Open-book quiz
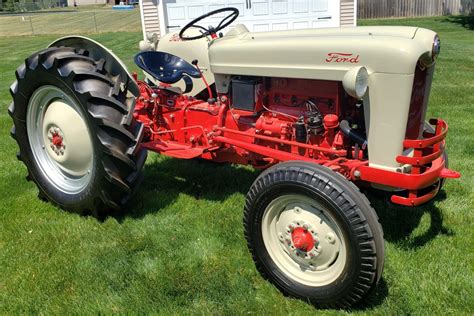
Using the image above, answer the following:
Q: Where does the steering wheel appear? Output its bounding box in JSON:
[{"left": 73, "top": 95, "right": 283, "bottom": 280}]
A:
[{"left": 179, "top": 7, "right": 239, "bottom": 41}]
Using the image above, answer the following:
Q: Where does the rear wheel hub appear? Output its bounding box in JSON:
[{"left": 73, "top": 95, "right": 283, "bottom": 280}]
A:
[
  {"left": 48, "top": 126, "right": 65, "bottom": 155},
  {"left": 26, "top": 85, "right": 94, "bottom": 194}
]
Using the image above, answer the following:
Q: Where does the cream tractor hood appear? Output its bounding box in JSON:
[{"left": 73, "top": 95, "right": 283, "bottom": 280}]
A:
[{"left": 208, "top": 25, "right": 438, "bottom": 80}]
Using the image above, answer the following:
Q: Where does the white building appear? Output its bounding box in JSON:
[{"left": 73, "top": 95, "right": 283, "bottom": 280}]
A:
[{"left": 140, "top": 0, "right": 357, "bottom": 39}]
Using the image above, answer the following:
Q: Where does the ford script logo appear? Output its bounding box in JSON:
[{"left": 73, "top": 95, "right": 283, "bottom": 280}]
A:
[{"left": 325, "top": 52, "right": 360, "bottom": 63}]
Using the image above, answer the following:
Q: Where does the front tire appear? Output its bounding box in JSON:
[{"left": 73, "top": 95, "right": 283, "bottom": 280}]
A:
[
  {"left": 9, "top": 46, "right": 147, "bottom": 216},
  {"left": 244, "top": 161, "right": 384, "bottom": 308}
]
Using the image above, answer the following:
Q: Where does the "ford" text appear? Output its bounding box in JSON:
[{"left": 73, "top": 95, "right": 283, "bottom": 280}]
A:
[{"left": 325, "top": 52, "right": 360, "bottom": 63}]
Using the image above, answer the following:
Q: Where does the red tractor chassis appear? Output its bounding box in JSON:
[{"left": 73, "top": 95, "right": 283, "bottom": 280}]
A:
[{"left": 132, "top": 74, "right": 459, "bottom": 207}]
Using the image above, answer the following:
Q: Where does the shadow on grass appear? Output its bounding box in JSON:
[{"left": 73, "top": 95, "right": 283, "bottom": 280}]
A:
[
  {"left": 364, "top": 188, "right": 454, "bottom": 250},
  {"left": 350, "top": 277, "right": 389, "bottom": 311},
  {"left": 122, "top": 156, "right": 454, "bottom": 250},
  {"left": 442, "top": 14, "right": 474, "bottom": 30},
  {"left": 349, "top": 188, "right": 453, "bottom": 311},
  {"left": 113, "top": 156, "right": 259, "bottom": 221}
]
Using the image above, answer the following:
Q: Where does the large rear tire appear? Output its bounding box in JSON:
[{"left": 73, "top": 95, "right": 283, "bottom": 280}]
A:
[
  {"left": 244, "top": 161, "right": 384, "bottom": 308},
  {"left": 9, "top": 46, "right": 147, "bottom": 216}
]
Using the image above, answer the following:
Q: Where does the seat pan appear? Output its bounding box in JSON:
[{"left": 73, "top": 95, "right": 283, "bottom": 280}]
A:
[{"left": 134, "top": 51, "right": 201, "bottom": 84}]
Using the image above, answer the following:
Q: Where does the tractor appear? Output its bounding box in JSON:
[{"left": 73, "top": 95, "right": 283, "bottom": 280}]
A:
[{"left": 9, "top": 8, "right": 460, "bottom": 308}]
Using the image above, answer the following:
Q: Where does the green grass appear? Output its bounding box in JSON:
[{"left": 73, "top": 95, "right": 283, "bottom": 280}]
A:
[
  {"left": 0, "top": 17, "right": 473, "bottom": 314},
  {"left": 0, "top": 8, "right": 141, "bottom": 36}
]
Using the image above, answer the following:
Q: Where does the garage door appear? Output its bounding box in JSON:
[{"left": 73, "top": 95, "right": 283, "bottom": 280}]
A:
[{"left": 162, "top": 0, "right": 340, "bottom": 34}]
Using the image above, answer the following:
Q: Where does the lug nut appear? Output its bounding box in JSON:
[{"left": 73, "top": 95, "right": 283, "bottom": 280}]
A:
[{"left": 326, "top": 232, "right": 336, "bottom": 244}]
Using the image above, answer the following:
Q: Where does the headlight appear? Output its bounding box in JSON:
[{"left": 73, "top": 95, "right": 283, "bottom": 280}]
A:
[
  {"left": 432, "top": 35, "right": 441, "bottom": 60},
  {"left": 342, "top": 66, "right": 368, "bottom": 100}
]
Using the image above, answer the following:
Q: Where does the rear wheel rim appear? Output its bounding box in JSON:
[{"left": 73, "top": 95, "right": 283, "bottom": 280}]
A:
[
  {"left": 26, "top": 85, "right": 94, "bottom": 194},
  {"left": 261, "top": 194, "right": 347, "bottom": 287}
]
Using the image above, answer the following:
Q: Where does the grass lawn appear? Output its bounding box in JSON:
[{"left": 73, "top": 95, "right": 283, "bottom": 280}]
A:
[
  {"left": 0, "top": 17, "right": 473, "bottom": 314},
  {"left": 0, "top": 7, "right": 141, "bottom": 36}
]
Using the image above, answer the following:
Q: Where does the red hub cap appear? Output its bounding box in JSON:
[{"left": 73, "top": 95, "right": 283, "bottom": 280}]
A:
[
  {"left": 52, "top": 132, "right": 63, "bottom": 148},
  {"left": 291, "top": 227, "right": 315, "bottom": 252}
]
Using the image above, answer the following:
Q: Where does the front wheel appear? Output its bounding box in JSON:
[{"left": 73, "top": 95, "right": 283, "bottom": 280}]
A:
[{"left": 244, "top": 161, "right": 384, "bottom": 308}]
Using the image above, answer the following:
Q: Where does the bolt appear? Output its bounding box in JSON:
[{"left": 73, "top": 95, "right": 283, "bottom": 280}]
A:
[
  {"left": 42, "top": 145, "right": 45, "bottom": 149},
  {"left": 50, "top": 145, "right": 55, "bottom": 150},
  {"left": 294, "top": 207, "right": 301, "bottom": 214},
  {"left": 278, "top": 233, "right": 284, "bottom": 240},
  {"left": 354, "top": 170, "right": 361, "bottom": 179},
  {"left": 326, "top": 232, "right": 336, "bottom": 244}
]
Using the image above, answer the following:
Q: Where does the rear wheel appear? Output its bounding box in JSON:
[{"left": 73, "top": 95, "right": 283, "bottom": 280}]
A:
[
  {"left": 9, "top": 46, "right": 147, "bottom": 216},
  {"left": 244, "top": 161, "right": 384, "bottom": 308}
]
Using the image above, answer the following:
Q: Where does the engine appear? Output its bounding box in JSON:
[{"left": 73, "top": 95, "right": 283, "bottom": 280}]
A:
[
  {"left": 134, "top": 74, "right": 368, "bottom": 168},
  {"left": 229, "top": 76, "right": 365, "bottom": 157}
]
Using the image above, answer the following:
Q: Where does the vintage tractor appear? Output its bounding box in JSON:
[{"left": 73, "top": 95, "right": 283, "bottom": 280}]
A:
[{"left": 9, "top": 8, "right": 460, "bottom": 308}]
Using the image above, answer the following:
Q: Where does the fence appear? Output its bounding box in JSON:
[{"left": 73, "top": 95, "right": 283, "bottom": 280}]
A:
[
  {"left": 0, "top": 9, "right": 141, "bottom": 36},
  {"left": 13, "top": 0, "right": 69, "bottom": 12},
  {"left": 358, "top": 0, "right": 473, "bottom": 19}
]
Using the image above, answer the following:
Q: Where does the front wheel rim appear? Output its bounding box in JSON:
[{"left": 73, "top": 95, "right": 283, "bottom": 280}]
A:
[
  {"left": 26, "top": 85, "right": 94, "bottom": 195},
  {"left": 261, "top": 194, "right": 347, "bottom": 287}
]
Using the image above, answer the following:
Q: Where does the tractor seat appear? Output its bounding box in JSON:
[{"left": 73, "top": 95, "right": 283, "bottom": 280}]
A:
[{"left": 134, "top": 51, "right": 201, "bottom": 93}]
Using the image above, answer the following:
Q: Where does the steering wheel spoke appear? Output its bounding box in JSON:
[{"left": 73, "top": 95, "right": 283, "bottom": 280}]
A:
[
  {"left": 189, "top": 24, "right": 208, "bottom": 32},
  {"left": 217, "top": 13, "right": 237, "bottom": 30},
  {"left": 179, "top": 7, "right": 239, "bottom": 41}
]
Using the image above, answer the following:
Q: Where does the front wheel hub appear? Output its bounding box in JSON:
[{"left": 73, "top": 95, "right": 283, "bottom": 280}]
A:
[
  {"left": 291, "top": 227, "right": 315, "bottom": 252},
  {"left": 262, "top": 194, "right": 347, "bottom": 286}
]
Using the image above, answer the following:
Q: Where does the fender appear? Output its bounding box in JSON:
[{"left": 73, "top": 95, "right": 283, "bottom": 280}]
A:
[{"left": 49, "top": 36, "right": 139, "bottom": 97}]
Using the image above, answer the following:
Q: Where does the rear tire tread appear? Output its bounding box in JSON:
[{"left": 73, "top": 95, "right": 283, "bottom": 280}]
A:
[{"left": 9, "top": 46, "right": 147, "bottom": 215}]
